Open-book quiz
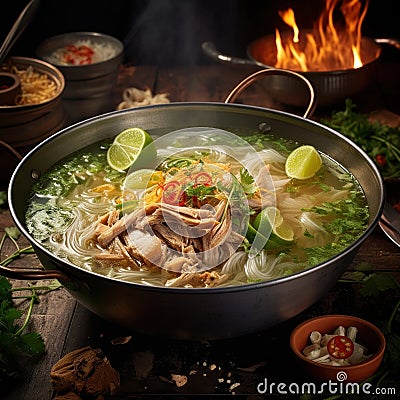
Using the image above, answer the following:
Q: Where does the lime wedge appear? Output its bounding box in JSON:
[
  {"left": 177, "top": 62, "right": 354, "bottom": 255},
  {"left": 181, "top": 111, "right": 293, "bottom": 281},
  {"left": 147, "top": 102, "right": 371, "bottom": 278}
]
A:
[
  {"left": 124, "top": 169, "right": 164, "bottom": 190},
  {"left": 285, "top": 145, "right": 322, "bottom": 180},
  {"left": 107, "top": 128, "right": 154, "bottom": 171},
  {"left": 253, "top": 206, "right": 283, "bottom": 231},
  {"left": 247, "top": 206, "right": 294, "bottom": 251},
  {"left": 274, "top": 220, "right": 294, "bottom": 241}
]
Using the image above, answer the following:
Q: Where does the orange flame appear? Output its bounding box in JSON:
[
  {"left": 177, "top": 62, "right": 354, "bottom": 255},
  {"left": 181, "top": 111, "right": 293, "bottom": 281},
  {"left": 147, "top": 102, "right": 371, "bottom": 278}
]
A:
[{"left": 275, "top": 0, "right": 369, "bottom": 71}]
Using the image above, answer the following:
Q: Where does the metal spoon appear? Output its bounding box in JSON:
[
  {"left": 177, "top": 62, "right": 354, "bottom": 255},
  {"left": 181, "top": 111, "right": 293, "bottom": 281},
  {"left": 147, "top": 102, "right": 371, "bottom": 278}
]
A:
[{"left": 0, "top": 0, "right": 40, "bottom": 65}]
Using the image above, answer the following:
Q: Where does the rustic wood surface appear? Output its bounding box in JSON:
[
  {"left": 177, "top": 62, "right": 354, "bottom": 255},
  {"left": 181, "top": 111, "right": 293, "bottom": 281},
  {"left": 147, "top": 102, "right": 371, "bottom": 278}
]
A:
[{"left": 1, "top": 59, "right": 400, "bottom": 399}]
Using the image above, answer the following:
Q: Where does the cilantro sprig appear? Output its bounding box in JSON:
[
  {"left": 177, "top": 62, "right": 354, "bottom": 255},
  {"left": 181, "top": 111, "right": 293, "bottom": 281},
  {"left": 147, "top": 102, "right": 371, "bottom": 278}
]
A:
[
  {"left": 0, "top": 226, "right": 62, "bottom": 384},
  {"left": 239, "top": 168, "right": 257, "bottom": 195}
]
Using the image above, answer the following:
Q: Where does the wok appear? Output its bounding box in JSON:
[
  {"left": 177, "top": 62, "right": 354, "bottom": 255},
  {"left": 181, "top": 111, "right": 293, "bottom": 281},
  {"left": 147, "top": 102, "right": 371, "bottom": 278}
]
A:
[
  {"left": 4, "top": 70, "right": 384, "bottom": 340},
  {"left": 202, "top": 34, "right": 400, "bottom": 107}
]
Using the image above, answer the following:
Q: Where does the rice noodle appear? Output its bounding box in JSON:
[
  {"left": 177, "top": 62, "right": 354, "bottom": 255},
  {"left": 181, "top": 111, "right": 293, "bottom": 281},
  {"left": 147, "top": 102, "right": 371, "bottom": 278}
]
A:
[{"left": 25, "top": 130, "right": 368, "bottom": 288}]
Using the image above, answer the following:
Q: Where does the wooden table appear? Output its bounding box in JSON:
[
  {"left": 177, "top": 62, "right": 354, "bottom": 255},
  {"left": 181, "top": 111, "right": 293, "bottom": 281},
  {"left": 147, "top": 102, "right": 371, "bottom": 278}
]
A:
[{"left": 1, "top": 60, "right": 400, "bottom": 399}]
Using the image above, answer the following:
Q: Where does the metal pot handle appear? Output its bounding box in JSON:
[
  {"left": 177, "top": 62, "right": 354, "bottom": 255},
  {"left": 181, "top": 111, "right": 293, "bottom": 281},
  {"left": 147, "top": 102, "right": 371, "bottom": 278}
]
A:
[
  {"left": 373, "top": 37, "right": 400, "bottom": 51},
  {"left": 224, "top": 68, "right": 316, "bottom": 118},
  {"left": 0, "top": 259, "right": 78, "bottom": 290},
  {"left": 0, "top": 140, "right": 23, "bottom": 161},
  {"left": 0, "top": 263, "right": 67, "bottom": 281},
  {"left": 202, "top": 41, "right": 258, "bottom": 66}
]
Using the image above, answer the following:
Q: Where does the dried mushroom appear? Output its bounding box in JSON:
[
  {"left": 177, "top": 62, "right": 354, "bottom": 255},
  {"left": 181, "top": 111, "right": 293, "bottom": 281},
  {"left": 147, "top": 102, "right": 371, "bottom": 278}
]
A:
[
  {"left": 116, "top": 87, "right": 169, "bottom": 110},
  {"left": 50, "top": 346, "right": 120, "bottom": 397}
]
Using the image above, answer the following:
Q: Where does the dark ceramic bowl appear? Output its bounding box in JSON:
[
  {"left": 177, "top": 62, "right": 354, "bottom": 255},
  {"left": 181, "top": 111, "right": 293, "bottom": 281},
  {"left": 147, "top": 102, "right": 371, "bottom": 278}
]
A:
[
  {"left": 0, "top": 57, "right": 65, "bottom": 185},
  {"left": 290, "top": 314, "right": 386, "bottom": 382},
  {"left": 36, "top": 32, "right": 124, "bottom": 121}
]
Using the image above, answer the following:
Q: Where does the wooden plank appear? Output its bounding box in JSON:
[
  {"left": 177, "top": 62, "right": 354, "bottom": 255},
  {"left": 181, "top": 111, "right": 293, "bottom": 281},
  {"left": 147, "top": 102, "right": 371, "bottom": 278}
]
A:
[{"left": 155, "top": 64, "right": 259, "bottom": 102}]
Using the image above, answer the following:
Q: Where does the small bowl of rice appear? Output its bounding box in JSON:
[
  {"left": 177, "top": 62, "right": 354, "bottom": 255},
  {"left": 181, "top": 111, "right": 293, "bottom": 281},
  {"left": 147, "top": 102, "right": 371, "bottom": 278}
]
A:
[{"left": 36, "top": 32, "right": 124, "bottom": 121}]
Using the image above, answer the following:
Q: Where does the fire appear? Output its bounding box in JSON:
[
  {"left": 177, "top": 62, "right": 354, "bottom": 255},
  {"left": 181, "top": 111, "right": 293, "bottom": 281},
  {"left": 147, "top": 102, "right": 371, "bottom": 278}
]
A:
[{"left": 274, "top": 0, "right": 369, "bottom": 71}]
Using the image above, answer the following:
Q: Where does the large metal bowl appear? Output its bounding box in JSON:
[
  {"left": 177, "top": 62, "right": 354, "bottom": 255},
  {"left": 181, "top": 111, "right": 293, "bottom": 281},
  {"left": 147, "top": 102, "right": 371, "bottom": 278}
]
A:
[{"left": 5, "top": 102, "right": 384, "bottom": 340}]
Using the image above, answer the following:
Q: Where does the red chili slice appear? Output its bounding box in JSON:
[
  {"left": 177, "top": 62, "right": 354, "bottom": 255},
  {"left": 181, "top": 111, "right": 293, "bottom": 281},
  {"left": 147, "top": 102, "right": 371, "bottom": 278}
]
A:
[
  {"left": 375, "top": 154, "right": 387, "bottom": 167},
  {"left": 327, "top": 335, "right": 354, "bottom": 359},
  {"left": 65, "top": 45, "right": 77, "bottom": 52},
  {"left": 162, "top": 181, "right": 185, "bottom": 206},
  {"left": 77, "top": 45, "right": 94, "bottom": 56}
]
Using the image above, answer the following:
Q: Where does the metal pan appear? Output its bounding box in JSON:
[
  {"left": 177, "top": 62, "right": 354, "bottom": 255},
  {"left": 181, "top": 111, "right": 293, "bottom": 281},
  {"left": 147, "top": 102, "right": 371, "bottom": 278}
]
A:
[
  {"left": 4, "top": 71, "right": 384, "bottom": 340},
  {"left": 203, "top": 34, "right": 399, "bottom": 107}
]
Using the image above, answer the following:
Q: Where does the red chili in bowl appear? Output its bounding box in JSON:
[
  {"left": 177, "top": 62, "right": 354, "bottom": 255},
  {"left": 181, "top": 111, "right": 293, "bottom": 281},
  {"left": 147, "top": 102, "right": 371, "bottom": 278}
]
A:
[{"left": 327, "top": 335, "right": 355, "bottom": 359}]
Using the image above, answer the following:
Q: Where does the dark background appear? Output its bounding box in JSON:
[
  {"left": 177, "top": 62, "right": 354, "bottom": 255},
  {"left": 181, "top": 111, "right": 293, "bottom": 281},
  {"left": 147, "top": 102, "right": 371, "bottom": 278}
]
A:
[{"left": 1, "top": 0, "right": 397, "bottom": 66}]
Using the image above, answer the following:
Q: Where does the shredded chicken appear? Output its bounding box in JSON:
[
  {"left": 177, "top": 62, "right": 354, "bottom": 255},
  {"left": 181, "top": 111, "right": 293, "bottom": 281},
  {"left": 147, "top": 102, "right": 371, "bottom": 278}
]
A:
[{"left": 91, "top": 201, "right": 243, "bottom": 287}]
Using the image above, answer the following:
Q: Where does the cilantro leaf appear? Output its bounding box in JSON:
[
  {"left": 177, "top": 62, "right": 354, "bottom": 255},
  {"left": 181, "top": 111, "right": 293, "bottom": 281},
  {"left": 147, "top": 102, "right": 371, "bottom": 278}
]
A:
[
  {"left": 359, "top": 274, "right": 398, "bottom": 297},
  {"left": 4, "top": 227, "right": 20, "bottom": 241},
  {"left": 20, "top": 332, "right": 45, "bottom": 356},
  {"left": 185, "top": 184, "right": 217, "bottom": 200},
  {"left": 239, "top": 168, "right": 257, "bottom": 195}
]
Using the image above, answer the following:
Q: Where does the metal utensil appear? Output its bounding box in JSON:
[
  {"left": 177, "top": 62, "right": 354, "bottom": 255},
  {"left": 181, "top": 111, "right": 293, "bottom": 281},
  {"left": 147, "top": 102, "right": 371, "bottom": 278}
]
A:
[{"left": 0, "top": 0, "right": 40, "bottom": 64}]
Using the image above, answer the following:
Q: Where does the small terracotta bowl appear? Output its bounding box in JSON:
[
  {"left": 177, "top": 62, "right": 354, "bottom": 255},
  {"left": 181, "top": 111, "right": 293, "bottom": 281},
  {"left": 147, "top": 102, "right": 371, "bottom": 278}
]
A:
[
  {"left": 0, "top": 72, "right": 21, "bottom": 106},
  {"left": 290, "top": 315, "right": 386, "bottom": 382}
]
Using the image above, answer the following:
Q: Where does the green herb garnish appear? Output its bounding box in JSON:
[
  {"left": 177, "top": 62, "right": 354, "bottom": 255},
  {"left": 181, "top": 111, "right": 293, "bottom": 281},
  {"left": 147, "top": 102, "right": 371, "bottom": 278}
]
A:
[
  {"left": 322, "top": 99, "right": 400, "bottom": 179},
  {"left": 33, "top": 149, "right": 124, "bottom": 198},
  {"left": 239, "top": 168, "right": 257, "bottom": 195},
  {"left": 302, "top": 188, "right": 369, "bottom": 266}
]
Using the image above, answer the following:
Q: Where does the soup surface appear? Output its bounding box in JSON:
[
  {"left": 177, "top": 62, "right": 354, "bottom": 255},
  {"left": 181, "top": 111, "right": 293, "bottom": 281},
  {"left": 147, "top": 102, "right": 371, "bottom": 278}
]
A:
[{"left": 26, "top": 127, "right": 369, "bottom": 288}]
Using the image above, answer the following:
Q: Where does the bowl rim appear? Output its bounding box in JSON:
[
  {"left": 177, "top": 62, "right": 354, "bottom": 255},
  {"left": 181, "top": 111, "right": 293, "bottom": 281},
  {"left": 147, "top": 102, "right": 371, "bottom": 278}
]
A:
[{"left": 290, "top": 314, "right": 386, "bottom": 370}]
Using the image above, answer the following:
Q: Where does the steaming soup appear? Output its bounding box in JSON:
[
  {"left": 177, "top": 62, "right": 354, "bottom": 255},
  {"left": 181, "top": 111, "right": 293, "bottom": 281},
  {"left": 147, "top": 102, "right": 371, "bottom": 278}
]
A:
[{"left": 26, "top": 128, "right": 369, "bottom": 288}]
